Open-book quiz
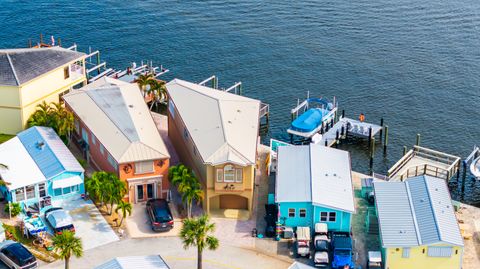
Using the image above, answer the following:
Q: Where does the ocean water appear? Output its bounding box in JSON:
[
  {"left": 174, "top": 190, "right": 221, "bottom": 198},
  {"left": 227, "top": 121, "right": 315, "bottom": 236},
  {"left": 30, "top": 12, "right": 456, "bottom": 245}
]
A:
[{"left": 1, "top": 0, "right": 479, "bottom": 204}]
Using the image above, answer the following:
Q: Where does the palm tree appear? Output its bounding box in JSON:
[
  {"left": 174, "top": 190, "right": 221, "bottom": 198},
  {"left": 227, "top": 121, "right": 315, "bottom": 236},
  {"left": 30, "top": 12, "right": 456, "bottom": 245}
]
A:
[
  {"left": 169, "top": 164, "right": 192, "bottom": 187},
  {"left": 27, "top": 101, "right": 52, "bottom": 127},
  {"left": 180, "top": 215, "right": 219, "bottom": 269},
  {"left": 148, "top": 80, "right": 167, "bottom": 110},
  {"left": 135, "top": 73, "right": 154, "bottom": 97},
  {"left": 107, "top": 175, "right": 127, "bottom": 215},
  {"left": 115, "top": 200, "right": 132, "bottom": 226},
  {"left": 52, "top": 230, "right": 83, "bottom": 269},
  {"left": 51, "top": 102, "right": 75, "bottom": 143},
  {"left": 85, "top": 172, "right": 105, "bottom": 204},
  {"left": 181, "top": 184, "right": 204, "bottom": 218}
]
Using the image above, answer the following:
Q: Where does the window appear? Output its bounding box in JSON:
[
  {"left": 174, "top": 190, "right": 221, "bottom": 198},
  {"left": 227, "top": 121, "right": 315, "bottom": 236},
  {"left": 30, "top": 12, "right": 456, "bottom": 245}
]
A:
[
  {"left": 15, "top": 188, "right": 25, "bottom": 202},
  {"left": 59, "top": 89, "right": 70, "bottom": 102},
  {"left": 71, "top": 185, "right": 79, "bottom": 192},
  {"left": 235, "top": 168, "right": 243, "bottom": 183},
  {"left": 183, "top": 128, "right": 189, "bottom": 139},
  {"left": 402, "top": 247, "right": 410, "bottom": 258},
  {"left": 299, "top": 209, "right": 307, "bottom": 218},
  {"left": 288, "top": 208, "right": 295, "bottom": 217},
  {"left": 108, "top": 154, "right": 117, "bottom": 170},
  {"left": 74, "top": 119, "right": 80, "bottom": 135},
  {"left": 54, "top": 188, "right": 62, "bottom": 196},
  {"left": 328, "top": 212, "right": 336, "bottom": 222},
  {"left": 100, "top": 144, "right": 105, "bottom": 155},
  {"left": 26, "top": 185, "right": 35, "bottom": 199},
  {"left": 427, "top": 247, "right": 453, "bottom": 257},
  {"left": 320, "top": 212, "right": 336, "bottom": 222},
  {"left": 64, "top": 66, "right": 70, "bottom": 79},
  {"left": 216, "top": 169, "right": 223, "bottom": 182},
  {"left": 193, "top": 146, "right": 197, "bottom": 156},
  {"left": 135, "top": 161, "right": 154, "bottom": 174},
  {"left": 91, "top": 134, "right": 96, "bottom": 145},
  {"left": 39, "top": 183, "right": 46, "bottom": 198},
  {"left": 224, "top": 165, "right": 235, "bottom": 182},
  {"left": 63, "top": 187, "right": 71, "bottom": 195},
  {"left": 168, "top": 100, "right": 175, "bottom": 119}
]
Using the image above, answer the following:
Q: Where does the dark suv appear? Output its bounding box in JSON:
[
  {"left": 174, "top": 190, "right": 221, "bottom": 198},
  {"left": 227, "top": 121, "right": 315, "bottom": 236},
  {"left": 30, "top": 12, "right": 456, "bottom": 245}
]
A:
[
  {"left": 146, "top": 199, "right": 174, "bottom": 232},
  {"left": 0, "top": 241, "right": 37, "bottom": 269}
]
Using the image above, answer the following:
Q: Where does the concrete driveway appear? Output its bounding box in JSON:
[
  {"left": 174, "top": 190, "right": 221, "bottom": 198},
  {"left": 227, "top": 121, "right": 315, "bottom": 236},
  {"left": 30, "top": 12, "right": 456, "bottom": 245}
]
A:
[
  {"left": 125, "top": 202, "right": 182, "bottom": 238},
  {"left": 52, "top": 196, "right": 119, "bottom": 251}
]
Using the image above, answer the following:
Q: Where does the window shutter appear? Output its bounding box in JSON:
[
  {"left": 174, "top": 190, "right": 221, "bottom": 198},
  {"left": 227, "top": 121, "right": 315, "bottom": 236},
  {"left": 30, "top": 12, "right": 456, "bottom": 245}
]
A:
[
  {"left": 216, "top": 169, "right": 223, "bottom": 182},
  {"left": 235, "top": 168, "right": 243, "bottom": 183}
]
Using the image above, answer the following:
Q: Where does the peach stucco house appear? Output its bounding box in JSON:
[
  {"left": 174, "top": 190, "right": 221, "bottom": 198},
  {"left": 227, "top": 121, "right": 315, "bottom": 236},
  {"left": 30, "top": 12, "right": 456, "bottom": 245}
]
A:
[
  {"left": 166, "top": 79, "right": 261, "bottom": 219},
  {"left": 63, "top": 77, "right": 170, "bottom": 203}
]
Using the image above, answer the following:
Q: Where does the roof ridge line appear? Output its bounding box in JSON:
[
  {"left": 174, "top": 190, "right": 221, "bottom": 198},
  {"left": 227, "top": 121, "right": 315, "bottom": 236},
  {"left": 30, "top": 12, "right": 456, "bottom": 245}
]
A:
[
  {"left": 405, "top": 180, "right": 422, "bottom": 245},
  {"left": 423, "top": 177, "right": 444, "bottom": 244},
  {"left": 5, "top": 53, "right": 20, "bottom": 85}
]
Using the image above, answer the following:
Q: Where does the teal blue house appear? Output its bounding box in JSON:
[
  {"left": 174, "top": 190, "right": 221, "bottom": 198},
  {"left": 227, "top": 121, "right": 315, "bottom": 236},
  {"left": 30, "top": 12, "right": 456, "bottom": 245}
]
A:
[
  {"left": 0, "top": 127, "right": 85, "bottom": 211},
  {"left": 275, "top": 144, "right": 355, "bottom": 232}
]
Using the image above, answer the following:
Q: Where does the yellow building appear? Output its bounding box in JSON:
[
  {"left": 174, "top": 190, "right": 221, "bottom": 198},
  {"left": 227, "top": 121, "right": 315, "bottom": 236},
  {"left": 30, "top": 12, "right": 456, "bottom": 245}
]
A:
[
  {"left": 374, "top": 176, "right": 464, "bottom": 269},
  {"left": 166, "top": 79, "right": 261, "bottom": 219},
  {"left": 0, "top": 47, "right": 86, "bottom": 134}
]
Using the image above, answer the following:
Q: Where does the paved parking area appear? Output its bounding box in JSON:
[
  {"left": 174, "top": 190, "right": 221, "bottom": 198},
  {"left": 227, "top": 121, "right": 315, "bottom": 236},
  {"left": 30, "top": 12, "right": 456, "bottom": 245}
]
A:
[
  {"left": 42, "top": 237, "right": 291, "bottom": 269},
  {"left": 53, "top": 196, "right": 119, "bottom": 251}
]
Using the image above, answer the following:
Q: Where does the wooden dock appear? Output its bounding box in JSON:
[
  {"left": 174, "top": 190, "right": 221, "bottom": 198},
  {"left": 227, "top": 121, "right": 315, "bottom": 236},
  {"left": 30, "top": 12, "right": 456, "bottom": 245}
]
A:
[
  {"left": 386, "top": 145, "right": 461, "bottom": 181},
  {"left": 311, "top": 117, "right": 384, "bottom": 147}
]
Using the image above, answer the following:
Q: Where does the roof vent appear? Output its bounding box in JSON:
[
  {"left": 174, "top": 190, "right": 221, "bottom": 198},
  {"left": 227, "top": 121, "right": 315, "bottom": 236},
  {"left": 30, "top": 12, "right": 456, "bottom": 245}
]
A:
[
  {"left": 325, "top": 173, "right": 328, "bottom": 176},
  {"left": 237, "top": 109, "right": 241, "bottom": 113},
  {"left": 228, "top": 120, "right": 232, "bottom": 124},
  {"left": 36, "top": 141, "right": 45, "bottom": 150},
  {"left": 420, "top": 199, "right": 425, "bottom": 203},
  {"left": 128, "top": 104, "right": 134, "bottom": 108}
]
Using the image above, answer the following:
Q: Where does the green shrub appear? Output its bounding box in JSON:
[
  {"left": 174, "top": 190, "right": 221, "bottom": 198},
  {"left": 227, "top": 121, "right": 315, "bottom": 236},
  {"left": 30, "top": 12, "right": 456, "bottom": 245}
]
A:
[{"left": 4, "top": 202, "right": 21, "bottom": 217}]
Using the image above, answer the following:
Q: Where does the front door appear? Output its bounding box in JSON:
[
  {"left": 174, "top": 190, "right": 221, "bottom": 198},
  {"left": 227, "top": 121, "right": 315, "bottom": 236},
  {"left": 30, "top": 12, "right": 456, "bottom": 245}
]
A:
[
  {"left": 136, "top": 185, "right": 145, "bottom": 203},
  {"left": 147, "top": 183, "right": 155, "bottom": 200}
]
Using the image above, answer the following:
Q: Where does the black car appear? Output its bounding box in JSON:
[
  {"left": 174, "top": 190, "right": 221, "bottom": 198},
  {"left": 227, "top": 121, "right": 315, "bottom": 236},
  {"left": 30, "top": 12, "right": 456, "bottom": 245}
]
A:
[
  {"left": 146, "top": 199, "right": 174, "bottom": 232},
  {"left": 0, "top": 241, "right": 37, "bottom": 269}
]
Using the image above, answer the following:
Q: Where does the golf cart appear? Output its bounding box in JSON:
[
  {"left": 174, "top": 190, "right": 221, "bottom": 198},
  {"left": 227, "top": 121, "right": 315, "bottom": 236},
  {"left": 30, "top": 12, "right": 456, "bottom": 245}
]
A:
[
  {"left": 313, "top": 223, "right": 330, "bottom": 267},
  {"left": 295, "top": 226, "right": 311, "bottom": 258},
  {"left": 367, "top": 251, "right": 382, "bottom": 269}
]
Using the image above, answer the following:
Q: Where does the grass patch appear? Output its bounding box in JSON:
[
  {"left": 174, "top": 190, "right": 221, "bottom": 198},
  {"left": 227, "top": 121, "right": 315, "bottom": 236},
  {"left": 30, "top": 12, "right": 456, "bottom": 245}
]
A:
[{"left": 0, "top": 134, "right": 14, "bottom": 144}]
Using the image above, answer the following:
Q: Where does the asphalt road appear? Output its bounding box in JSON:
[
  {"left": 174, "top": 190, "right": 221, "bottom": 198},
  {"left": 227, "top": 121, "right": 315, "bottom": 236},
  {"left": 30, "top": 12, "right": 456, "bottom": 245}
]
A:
[{"left": 41, "top": 237, "right": 291, "bottom": 269}]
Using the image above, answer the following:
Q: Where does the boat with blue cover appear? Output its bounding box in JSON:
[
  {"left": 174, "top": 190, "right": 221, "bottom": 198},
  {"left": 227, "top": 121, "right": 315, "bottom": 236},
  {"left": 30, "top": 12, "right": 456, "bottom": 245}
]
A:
[
  {"left": 287, "top": 96, "right": 337, "bottom": 138},
  {"left": 466, "top": 146, "right": 480, "bottom": 179}
]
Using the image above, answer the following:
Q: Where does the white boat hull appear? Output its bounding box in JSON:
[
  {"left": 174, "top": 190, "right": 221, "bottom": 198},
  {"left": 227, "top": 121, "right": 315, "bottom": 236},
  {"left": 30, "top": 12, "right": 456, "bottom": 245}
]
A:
[{"left": 470, "top": 156, "right": 480, "bottom": 179}]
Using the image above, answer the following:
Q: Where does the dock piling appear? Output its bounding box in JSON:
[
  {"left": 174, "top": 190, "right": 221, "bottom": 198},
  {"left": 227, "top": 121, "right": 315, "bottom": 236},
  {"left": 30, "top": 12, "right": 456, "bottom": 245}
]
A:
[
  {"left": 416, "top": 134, "right": 421, "bottom": 146},
  {"left": 379, "top": 118, "right": 384, "bottom": 138},
  {"left": 403, "top": 146, "right": 407, "bottom": 156},
  {"left": 368, "top": 127, "right": 373, "bottom": 147},
  {"left": 341, "top": 109, "right": 345, "bottom": 119},
  {"left": 383, "top": 125, "right": 389, "bottom": 153},
  {"left": 369, "top": 137, "right": 376, "bottom": 171},
  {"left": 462, "top": 161, "right": 467, "bottom": 199}
]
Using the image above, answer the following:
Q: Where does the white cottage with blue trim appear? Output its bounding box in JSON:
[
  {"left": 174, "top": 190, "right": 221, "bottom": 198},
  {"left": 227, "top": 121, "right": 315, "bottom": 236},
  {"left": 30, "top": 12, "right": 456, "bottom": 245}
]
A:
[
  {"left": 0, "top": 126, "right": 84, "bottom": 210},
  {"left": 275, "top": 144, "right": 355, "bottom": 232}
]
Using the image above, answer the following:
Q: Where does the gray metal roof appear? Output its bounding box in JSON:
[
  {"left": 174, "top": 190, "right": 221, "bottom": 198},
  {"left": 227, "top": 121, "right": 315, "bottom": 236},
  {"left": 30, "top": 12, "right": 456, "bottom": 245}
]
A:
[
  {"left": 275, "top": 145, "right": 311, "bottom": 203},
  {"left": 0, "top": 47, "right": 85, "bottom": 86},
  {"left": 166, "top": 79, "right": 260, "bottom": 166},
  {"left": 374, "top": 175, "right": 463, "bottom": 247},
  {"left": 95, "top": 255, "right": 170, "bottom": 269},
  {"left": 63, "top": 77, "right": 169, "bottom": 163},
  {"left": 275, "top": 144, "right": 355, "bottom": 213}
]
